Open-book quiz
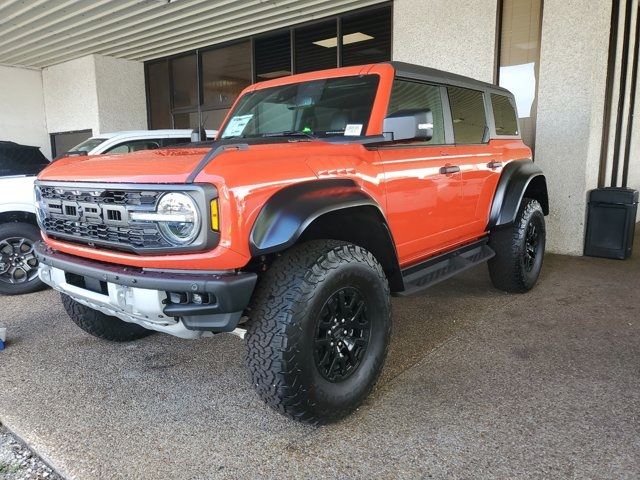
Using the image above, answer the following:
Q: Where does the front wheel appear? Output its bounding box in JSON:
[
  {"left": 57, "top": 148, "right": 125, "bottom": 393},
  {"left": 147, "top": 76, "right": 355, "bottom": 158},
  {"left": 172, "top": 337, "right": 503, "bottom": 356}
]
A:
[
  {"left": 245, "top": 241, "right": 391, "bottom": 424},
  {"left": 0, "top": 222, "right": 45, "bottom": 295},
  {"left": 488, "top": 197, "right": 546, "bottom": 293}
]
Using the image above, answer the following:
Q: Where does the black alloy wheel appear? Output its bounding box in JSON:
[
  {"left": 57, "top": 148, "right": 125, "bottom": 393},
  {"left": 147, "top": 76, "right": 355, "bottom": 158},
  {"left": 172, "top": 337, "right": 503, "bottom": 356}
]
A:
[
  {"left": 314, "top": 287, "right": 371, "bottom": 382},
  {"left": 524, "top": 221, "right": 541, "bottom": 272}
]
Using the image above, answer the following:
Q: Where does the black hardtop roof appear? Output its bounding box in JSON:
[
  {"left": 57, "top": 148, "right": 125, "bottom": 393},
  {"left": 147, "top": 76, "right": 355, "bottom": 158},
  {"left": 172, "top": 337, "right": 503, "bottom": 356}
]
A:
[{"left": 386, "top": 61, "right": 513, "bottom": 97}]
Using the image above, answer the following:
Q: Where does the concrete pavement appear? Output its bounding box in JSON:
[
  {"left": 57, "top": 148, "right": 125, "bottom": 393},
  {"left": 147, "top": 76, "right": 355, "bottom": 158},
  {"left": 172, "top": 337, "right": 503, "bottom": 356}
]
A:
[{"left": 0, "top": 232, "right": 638, "bottom": 479}]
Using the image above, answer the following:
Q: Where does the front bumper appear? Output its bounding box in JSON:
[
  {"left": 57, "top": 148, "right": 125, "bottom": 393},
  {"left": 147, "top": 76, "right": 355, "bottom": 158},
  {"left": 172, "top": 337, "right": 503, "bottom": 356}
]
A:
[{"left": 35, "top": 242, "right": 257, "bottom": 339}]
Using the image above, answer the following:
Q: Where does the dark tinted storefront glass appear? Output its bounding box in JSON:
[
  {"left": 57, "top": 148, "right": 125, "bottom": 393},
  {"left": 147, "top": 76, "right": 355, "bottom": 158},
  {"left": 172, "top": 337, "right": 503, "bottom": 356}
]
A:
[
  {"left": 171, "top": 54, "right": 198, "bottom": 108},
  {"left": 201, "top": 41, "right": 251, "bottom": 108},
  {"left": 341, "top": 6, "right": 392, "bottom": 67},
  {"left": 255, "top": 32, "right": 291, "bottom": 80},
  {"left": 203, "top": 109, "right": 230, "bottom": 131},
  {"left": 294, "top": 20, "right": 337, "bottom": 73},
  {"left": 51, "top": 130, "right": 92, "bottom": 157},
  {"left": 147, "top": 60, "right": 171, "bottom": 129},
  {"left": 173, "top": 112, "right": 199, "bottom": 129},
  {"left": 144, "top": 6, "right": 392, "bottom": 130}
]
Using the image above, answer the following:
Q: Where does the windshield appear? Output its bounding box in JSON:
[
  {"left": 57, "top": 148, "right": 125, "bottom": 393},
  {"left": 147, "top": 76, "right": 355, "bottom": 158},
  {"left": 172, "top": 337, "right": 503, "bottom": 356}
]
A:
[
  {"left": 69, "top": 137, "right": 106, "bottom": 153},
  {"left": 220, "top": 75, "right": 380, "bottom": 139}
]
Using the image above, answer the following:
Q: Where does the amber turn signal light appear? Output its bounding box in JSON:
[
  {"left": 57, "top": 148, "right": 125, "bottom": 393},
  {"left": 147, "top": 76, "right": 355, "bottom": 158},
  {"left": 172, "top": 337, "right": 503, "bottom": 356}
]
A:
[{"left": 210, "top": 198, "right": 219, "bottom": 231}]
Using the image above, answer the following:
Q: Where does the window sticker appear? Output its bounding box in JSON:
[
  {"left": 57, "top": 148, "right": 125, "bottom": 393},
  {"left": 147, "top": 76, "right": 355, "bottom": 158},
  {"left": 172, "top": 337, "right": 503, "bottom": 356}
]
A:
[
  {"left": 224, "top": 114, "right": 253, "bottom": 137},
  {"left": 344, "top": 124, "right": 363, "bottom": 136}
]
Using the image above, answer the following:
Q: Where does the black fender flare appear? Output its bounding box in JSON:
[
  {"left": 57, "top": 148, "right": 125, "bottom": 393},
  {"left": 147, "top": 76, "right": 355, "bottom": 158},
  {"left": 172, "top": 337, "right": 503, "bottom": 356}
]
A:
[
  {"left": 249, "top": 179, "right": 386, "bottom": 256},
  {"left": 488, "top": 159, "right": 549, "bottom": 229}
]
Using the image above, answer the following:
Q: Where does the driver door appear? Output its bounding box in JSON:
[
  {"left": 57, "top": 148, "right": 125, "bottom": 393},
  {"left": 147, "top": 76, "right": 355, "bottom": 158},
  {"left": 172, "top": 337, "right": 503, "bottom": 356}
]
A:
[{"left": 377, "top": 80, "right": 465, "bottom": 264}]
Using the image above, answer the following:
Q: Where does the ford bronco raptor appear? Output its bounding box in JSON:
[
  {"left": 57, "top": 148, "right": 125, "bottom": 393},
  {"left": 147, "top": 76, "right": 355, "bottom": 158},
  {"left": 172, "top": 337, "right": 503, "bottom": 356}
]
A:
[{"left": 34, "top": 62, "right": 548, "bottom": 424}]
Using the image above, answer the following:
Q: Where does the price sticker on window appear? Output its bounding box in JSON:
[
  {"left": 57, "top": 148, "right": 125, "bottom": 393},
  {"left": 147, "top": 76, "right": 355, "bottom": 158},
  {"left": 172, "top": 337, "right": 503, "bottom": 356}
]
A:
[
  {"left": 224, "top": 114, "right": 253, "bottom": 137},
  {"left": 344, "top": 124, "right": 363, "bottom": 136}
]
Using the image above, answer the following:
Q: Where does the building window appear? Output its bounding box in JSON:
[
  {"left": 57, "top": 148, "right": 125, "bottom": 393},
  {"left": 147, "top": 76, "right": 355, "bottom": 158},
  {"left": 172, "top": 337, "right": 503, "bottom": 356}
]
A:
[
  {"left": 201, "top": 41, "right": 252, "bottom": 130},
  {"left": 447, "top": 87, "right": 488, "bottom": 144},
  {"left": 147, "top": 60, "right": 170, "bottom": 129},
  {"left": 201, "top": 41, "right": 251, "bottom": 108},
  {"left": 497, "top": 0, "right": 543, "bottom": 149},
  {"left": 254, "top": 32, "right": 291, "bottom": 80},
  {"left": 341, "top": 6, "right": 392, "bottom": 67},
  {"left": 144, "top": 4, "right": 392, "bottom": 131},
  {"left": 50, "top": 129, "right": 92, "bottom": 157},
  {"left": 295, "top": 19, "right": 338, "bottom": 73},
  {"left": 171, "top": 53, "right": 198, "bottom": 109}
]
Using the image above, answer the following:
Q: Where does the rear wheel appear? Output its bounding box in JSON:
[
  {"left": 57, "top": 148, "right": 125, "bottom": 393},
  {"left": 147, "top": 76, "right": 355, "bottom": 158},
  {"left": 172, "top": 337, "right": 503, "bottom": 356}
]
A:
[
  {"left": 61, "top": 294, "right": 154, "bottom": 342},
  {"left": 245, "top": 240, "right": 391, "bottom": 424},
  {"left": 0, "top": 222, "right": 45, "bottom": 295},
  {"left": 488, "top": 197, "right": 546, "bottom": 293}
]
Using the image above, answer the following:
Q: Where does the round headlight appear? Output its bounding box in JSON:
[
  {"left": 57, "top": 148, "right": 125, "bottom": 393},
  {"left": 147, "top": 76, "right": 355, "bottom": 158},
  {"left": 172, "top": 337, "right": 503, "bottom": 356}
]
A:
[{"left": 156, "top": 192, "right": 200, "bottom": 245}]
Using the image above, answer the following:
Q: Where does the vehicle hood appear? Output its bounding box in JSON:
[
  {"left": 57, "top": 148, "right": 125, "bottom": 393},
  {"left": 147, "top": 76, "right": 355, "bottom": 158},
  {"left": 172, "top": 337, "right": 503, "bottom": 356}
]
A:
[
  {"left": 37, "top": 140, "right": 366, "bottom": 186},
  {"left": 38, "top": 148, "right": 210, "bottom": 184}
]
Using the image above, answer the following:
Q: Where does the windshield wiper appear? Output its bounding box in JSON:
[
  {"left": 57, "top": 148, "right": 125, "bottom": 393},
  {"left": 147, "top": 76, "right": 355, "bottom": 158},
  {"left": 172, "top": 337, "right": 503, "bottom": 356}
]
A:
[{"left": 262, "top": 131, "right": 318, "bottom": 140}]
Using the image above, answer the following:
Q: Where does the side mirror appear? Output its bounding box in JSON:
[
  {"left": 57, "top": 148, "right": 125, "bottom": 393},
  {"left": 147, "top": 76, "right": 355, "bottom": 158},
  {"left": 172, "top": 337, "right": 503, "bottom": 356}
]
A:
[{"left": 383, "top": 109, "right": 433, "bottom": 142}]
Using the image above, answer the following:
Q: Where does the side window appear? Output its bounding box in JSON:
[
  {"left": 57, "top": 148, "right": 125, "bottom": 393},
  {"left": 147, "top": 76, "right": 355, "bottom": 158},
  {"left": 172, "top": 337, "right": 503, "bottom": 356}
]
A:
[
  {"left": 447, "top": 86, "right": 487, "bottom": 144},
  {"left": 105, "top": 140, "right": 160, "bottom": 154},
  {"left": 491, "top": 94, "right": 519, "bottom": 136},
  {"left": 387, "top": 80, "right": 445, "bottom": 144}
]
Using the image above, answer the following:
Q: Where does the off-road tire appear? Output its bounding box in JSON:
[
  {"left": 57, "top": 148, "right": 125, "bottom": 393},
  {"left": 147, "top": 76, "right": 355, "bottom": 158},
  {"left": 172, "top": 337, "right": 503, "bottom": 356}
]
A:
[
  {"left": 245, "top": 240, "right": 391, "bottom": 424},
  {"left": 0, "top": 222, "right": 46, "bottom": 295},
  {"left": 488, "top": 197, "right": 546, "bottom": 293},
  {"left": 61, "top": 293, "right": 154, "bottom": 342}
]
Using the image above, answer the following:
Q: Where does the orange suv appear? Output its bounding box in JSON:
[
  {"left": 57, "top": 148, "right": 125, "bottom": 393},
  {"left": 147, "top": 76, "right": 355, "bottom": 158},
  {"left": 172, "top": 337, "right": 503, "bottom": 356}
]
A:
[{"left": 34, "top": 62, "right": 549, "bottom": 424}]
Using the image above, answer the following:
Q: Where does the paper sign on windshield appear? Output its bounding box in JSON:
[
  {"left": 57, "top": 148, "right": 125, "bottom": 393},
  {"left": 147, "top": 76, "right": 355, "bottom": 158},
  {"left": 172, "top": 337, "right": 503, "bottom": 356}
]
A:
[
  {"left": 224, "top": 114, "right": 253, "bottom": 137},
  {"left": 344, "top": 124, "right": 363, "bottom": 136}
]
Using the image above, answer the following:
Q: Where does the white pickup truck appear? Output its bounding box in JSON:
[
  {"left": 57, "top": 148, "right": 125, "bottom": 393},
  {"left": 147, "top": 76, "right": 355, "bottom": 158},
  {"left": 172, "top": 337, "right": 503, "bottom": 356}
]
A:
[
  {"left": 0, "top": 130, "right": 216, "bottom": 295},
  {"left": 0, "top": 142, "right": 48, "bottom": 295}
]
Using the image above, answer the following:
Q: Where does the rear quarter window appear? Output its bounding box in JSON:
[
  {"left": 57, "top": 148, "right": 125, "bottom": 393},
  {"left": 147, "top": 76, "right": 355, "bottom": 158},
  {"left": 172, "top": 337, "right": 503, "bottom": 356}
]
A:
[
  {"left": 447, "top": 86, "right": 488, "bottom": 144},
  {"left": 491, "top": 94, "right": 519, "bottom": 136}
]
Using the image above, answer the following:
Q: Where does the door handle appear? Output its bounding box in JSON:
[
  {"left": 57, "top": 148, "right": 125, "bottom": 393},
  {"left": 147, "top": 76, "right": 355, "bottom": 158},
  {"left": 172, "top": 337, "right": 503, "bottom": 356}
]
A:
[
  {"left": 487, "top": 161, "right": 503, "bottom": 170},
  {"left": 440, "top": 165, "right": 461, "bottom": 175}
]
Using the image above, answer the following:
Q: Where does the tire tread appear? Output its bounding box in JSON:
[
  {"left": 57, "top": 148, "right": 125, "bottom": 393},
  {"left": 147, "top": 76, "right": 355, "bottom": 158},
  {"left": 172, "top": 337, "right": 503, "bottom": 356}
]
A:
[{"left": 244, "top": 240, "right": 390, "bottom": 424}]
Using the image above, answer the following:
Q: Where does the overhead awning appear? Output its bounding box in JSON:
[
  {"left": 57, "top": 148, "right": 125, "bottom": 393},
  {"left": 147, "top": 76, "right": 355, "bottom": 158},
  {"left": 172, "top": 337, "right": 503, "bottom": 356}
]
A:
[{"left": 0, "top": 0, "right": 388, "bottom": 68}]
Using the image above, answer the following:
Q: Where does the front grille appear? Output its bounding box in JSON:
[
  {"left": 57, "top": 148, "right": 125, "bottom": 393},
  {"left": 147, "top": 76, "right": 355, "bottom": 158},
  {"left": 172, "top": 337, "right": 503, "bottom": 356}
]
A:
[
  {"left": 38, "top": 185, "right": 159, "bottom": 206},
  {"left": 42, "top": 218, "right": 167, "bottom": 249},
  {"left": 36, "top": 181, "right": 217, "bottom": 254},
  {"left": 37, "top": 183, "right": 171, "bottom": 252}
]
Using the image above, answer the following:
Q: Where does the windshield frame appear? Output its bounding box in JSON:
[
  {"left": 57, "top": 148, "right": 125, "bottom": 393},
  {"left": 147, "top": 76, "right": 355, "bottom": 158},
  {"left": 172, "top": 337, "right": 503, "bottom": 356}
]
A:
[{"left": 218, "top": 74, "right": 382, "bottom": 141}]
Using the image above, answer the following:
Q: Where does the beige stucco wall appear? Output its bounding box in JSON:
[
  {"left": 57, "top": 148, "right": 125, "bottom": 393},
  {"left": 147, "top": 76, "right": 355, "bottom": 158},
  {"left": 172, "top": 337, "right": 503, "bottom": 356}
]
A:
[
  {"left": 534, "top": 0, "right": 613, "bottom": 255},
  {"left": 94, "top": 54, "right": 147, "bottom": 134},
  {"left": 42, "top": 54, "right": 146, "bottom": 136},
  {"left": 0, "top": 65, "right": 51, "bottom": 158},
  {"left": 42, "top": 55, "right": 100, "bottom": 135},
  {"left": 392, "top": 0, "right": 498, "bottom": 82}
]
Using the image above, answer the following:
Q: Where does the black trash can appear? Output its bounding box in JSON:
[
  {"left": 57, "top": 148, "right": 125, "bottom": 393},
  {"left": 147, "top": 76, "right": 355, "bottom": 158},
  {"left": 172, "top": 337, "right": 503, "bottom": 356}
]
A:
[{"left": 584, "top": 187, "right": 638, "bottom": 259}]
